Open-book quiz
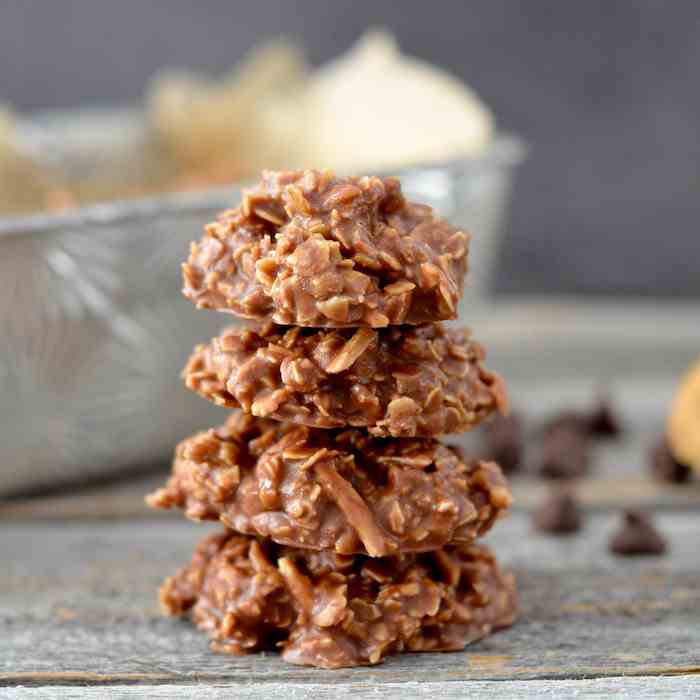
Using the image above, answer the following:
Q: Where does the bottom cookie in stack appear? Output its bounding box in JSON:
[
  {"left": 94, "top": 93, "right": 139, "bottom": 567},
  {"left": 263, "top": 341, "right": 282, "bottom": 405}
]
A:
[{"left": 160, "top": 531, "right": 518, "bottom": 669}]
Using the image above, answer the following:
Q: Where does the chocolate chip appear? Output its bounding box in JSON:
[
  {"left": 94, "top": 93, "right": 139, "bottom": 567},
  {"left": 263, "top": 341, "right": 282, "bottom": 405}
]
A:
[
  {"left": 538, "top": 427, "right": 590, "bottom": 479},
  {"left": 533, "top": 488, "right": 582, "bottom": 535},
  {"left": 542, "top": 411, "right": 590, "bottom": 439},
  {"left": 482, "top": 414, "right": 522, "bottom": 474},
  {"left": 587, "top": 396, "right": 622, "bottom": 438},
  {"left": 649, "top": 436, "right": 692, "bottom": 483},
  {"left": 543, "top": 398, "right": 622, "bottom": 442},
  {"left": 609, "top": 510, "right": 667, "bottom": 556}
]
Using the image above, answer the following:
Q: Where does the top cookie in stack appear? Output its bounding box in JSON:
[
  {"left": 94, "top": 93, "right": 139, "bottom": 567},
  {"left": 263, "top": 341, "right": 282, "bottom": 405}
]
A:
[{"left": 182, "top": 170, "right": 470, "bottom": 327}]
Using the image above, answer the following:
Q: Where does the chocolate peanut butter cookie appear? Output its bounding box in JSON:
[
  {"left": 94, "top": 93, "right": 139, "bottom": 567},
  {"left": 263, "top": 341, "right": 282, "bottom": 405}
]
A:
[
  {"left": 182, "top": 170, "right": 469, "bottom": 326},
  {"left": 148, "top": 412, "right": 512, "bottom": 557},
  {"left": 160, "top": 531, "right": 518, "bottom": 668},
  {"left": 184, "top": 322, "right": 507, "bottom": 437}
]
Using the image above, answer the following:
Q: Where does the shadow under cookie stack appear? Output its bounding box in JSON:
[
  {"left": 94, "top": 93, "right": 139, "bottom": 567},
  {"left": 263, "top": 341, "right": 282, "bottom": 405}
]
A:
[{"left": 147, "top": 170, "right": 519, "bottom": 668}]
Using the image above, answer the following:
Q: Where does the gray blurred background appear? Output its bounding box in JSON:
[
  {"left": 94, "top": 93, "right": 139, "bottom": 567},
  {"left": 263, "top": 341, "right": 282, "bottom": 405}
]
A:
[{"left": 2, "top": 0, "right": 699, "bottom": 297}]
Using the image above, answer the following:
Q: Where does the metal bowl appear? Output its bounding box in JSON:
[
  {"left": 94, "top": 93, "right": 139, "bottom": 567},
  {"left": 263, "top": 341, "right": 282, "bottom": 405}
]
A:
[{"left": 0, "top": 109, "right": 525, "bottom": 495}]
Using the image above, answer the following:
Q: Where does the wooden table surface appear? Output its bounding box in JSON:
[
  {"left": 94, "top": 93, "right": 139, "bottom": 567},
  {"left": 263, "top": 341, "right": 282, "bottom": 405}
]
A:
[{"left": 2, "top": 427, "right": 700, "bottom": 698}]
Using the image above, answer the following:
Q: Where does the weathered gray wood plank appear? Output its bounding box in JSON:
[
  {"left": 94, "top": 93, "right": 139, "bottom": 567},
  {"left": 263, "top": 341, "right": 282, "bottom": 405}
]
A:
[
  {"left": 5, "top": 675, "right": 700, "bottom": 699},
  {"left": 2, "top": 513, "right": 699, "bottom": 686}
]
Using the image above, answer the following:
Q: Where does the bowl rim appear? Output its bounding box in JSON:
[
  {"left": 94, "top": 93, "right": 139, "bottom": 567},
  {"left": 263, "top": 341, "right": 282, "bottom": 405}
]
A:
[{"left": 0, "top": 130, "right": 526, "bottom": 238}]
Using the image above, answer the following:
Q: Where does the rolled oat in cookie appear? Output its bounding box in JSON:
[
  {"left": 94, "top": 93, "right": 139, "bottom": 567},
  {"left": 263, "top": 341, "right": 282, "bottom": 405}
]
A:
[
  {"left": 184, "top": 321, "right": 507, "bottom": 437},
  {"left": 182, "top": 170, "right": 469, "bottom": 326},
  {"left": 147, "top": 412, "right": 512, "bottom": 557},
  {"left": 160, "top": 530, "right": 519, "bottom": 668}
]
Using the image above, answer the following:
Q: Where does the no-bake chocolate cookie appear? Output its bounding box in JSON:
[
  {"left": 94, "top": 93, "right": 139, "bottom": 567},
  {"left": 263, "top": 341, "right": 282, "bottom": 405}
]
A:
[
  {"left": 184, "top": 322, "right": 507, "bottom": 437},
  {"left": 182, "top": 170, "right": 470, "bottom": 326},
  {"left": 147, "top": 412, "right": 512, "bottom": 557},
  {"left": 160, "top": 531, "right": 518, "bottom": 668}
]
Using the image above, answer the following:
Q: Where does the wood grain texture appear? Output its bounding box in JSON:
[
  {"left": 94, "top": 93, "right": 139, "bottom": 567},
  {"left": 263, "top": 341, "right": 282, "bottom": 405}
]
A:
[
  {"left": 4, "top": 676, "right": 700, "bottom": 699},
  {"left": 2, "top": 513, "right": 699, "bottom": 688}
]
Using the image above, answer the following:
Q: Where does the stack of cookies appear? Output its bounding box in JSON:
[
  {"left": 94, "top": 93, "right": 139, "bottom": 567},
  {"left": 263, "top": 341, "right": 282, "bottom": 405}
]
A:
[{"left": 148, "top": 170, "right": 518, "bottom": 668}]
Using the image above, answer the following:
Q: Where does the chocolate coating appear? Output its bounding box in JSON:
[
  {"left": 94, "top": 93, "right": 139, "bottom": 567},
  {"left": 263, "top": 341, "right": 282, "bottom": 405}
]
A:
[
  {"left": 160, "top": 531, "right": 519, "bottom": 668},
  {"left": 147, "top": 413, "right": 512, "bottom": 557},
  {"left": 182, "top": 170, "right": 469, "bottom": 327},
  {"left": 184, "top": 322, "right": 507, "bottom": 437}
]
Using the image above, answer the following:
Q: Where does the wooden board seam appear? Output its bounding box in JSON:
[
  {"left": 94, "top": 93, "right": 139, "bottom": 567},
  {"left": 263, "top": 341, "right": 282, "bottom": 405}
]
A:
[{"left": 2, "top": 666, "right": 699, "bottom": 688}]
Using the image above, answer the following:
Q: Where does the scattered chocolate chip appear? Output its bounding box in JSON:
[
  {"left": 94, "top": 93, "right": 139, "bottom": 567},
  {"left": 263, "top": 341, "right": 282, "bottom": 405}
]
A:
[
  {"left": 483, "top": 414, "right": 522, "bottom": 474},
  {"left": 587, "top": 396, "right": 622, "bottom": 437},
  {"left": 542, "top": 411, "right": 590, "bottom": 439},
  {"left": 609, "top": 510, "right": 667, "bottom": 556},
  {"left": 533, "top": 488, "right": 582, "bottom": 535},
  {"left": 538, "top": 427, "right": 590, "bottom": 479},
  {"left": 649, "top": 436, "right": 692, "bottom": 483}
]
